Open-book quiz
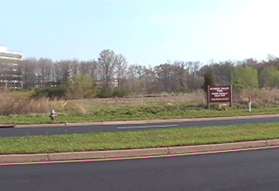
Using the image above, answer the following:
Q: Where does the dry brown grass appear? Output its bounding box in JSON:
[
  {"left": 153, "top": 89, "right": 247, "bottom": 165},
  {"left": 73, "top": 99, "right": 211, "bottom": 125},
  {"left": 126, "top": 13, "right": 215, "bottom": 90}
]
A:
[
  {"left": 73, "top": 91, "right": 206, "bottom": 112},
  {"left": 0, "top": 91, "right": 89, "bottom": 115},
  {"left": 240, "top": 89, "right": 279, "bottom": 107},
  {"left": 1, "top": 89, "right": 279, "bottom": 116},
  {"left": 0, "top": 91, "right": 50, "bottom": 115},
  {"left": 62, "top": 89, "right": 279, "bottom": 113},
  {"left": 51, "top": 100, "right": 88, "bottom": 115}
]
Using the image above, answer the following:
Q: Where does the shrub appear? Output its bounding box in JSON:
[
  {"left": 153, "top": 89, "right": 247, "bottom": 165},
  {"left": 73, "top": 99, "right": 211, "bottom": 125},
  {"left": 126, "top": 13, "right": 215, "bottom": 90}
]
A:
[
  {"left": 202, "top": 70, "right": 215, "bottom": 93},
  {"left": 259, "top": 67, "right": 279, "bottom": 88},
  {"left": 66, "top": 75, "right": 96, "bottom": 99},
  {"left": 232, "top": 66, "right": 259, "bottom": 90},
  {"left": 96, "top": 88, "right": 113, "bottom": 98},
  {"left": 112, "top": 88, "right": 129, "bottom": 98},
  {"left": 32, "top": 87, "right": 66, "bottom": 99}
]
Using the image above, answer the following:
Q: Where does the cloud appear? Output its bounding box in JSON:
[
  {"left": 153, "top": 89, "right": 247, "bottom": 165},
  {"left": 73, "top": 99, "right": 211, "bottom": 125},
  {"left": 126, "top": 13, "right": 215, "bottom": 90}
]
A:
[
  {"left": 217, "top": 0, "right": 279, "bottom": 59},
  {"left": 0, "top": 47, "right": 8, "bottom": 52}
]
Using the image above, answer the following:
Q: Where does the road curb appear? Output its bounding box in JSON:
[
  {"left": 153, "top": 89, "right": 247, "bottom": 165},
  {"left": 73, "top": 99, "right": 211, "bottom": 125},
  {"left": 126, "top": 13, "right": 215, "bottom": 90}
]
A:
[
  {"left": 0, "top": 125, "right": 15, "bottom": 128},
  {"left": 1, "top": 139, "right": 279, "bottom": 165},
  {"left": 14, "top": 114, "right": 279, "bottom": 128}
]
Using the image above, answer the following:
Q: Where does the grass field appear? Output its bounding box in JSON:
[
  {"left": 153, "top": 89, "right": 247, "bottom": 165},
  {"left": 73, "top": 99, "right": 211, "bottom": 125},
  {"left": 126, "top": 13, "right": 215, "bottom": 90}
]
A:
[
  {"left": 0, "top": 106, "right": 279, "bottom": 124},
  {"left": 0, "top": 123, "right": 279, "bottom": 154},
  {"left": 1, "top": 90, "right": 279, "bottom": 125}
]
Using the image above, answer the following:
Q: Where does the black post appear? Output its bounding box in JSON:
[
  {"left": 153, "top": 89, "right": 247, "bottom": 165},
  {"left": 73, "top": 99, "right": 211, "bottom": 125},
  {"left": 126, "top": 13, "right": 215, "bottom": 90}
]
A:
[
  {"left": 230, "top": 85, "right": 233, "bottom": 107},
  {"left": 207, "top": 85, "right": 210, "bottom": 109}
]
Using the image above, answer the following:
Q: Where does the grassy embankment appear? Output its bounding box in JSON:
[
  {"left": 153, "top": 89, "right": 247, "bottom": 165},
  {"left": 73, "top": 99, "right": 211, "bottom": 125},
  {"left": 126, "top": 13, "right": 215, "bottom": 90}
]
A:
[
  {"left": 1, "top": 106, "right": 279, "bottom": 125},
  {"left": 0, "top": 123, "right": 279, "bottom": 154},
  {"left": 1, "top": 90, "right": 279, "bottom": 125}
]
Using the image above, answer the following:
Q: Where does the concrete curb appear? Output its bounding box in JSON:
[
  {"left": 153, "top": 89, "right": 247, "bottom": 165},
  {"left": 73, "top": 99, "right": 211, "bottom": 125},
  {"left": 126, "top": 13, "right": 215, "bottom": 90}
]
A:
[
  {"left": 1, "top": 139, "right": 279, "bottom": 165},
  {"left": 0, "top": 125, "right": 15, "bottom": 128},
  {"left": 13, "top": 114, "right": 279, "bottom": 129}
]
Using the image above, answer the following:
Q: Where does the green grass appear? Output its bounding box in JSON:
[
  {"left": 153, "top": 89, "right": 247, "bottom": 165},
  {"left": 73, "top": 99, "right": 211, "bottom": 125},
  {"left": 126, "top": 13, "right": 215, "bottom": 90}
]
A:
[
  {"left": 1, "top": 106, "right": 279, "bottom": 125},
  {"left": 1, "top": 123, "right": 279, "bottom": 154}
]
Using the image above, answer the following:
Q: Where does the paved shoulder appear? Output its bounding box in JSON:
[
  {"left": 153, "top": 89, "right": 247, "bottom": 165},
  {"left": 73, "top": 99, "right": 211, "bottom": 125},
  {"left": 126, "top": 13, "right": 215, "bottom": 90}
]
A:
[
  {"left": 1, "top": 149, "right": 279, "bottom": 191},
  {"left": 0, "top": 115, "right": 279, "bottom": 137}
]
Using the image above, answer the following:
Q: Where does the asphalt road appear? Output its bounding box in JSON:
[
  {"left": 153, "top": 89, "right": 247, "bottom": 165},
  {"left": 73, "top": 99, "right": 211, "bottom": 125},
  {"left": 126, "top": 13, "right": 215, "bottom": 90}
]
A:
[
  {"left": 0, "top": 116, "right": 279, "bottom": 137},
  {"left": 1, "top": 148, "right": 279, "bottom": 191}
]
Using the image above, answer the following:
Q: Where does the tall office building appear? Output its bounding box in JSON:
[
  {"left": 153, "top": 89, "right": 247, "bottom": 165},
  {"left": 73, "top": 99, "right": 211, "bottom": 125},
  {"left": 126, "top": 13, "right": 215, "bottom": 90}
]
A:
[{"left": 0, "top": 47, "right": 23, "bottom": 89}]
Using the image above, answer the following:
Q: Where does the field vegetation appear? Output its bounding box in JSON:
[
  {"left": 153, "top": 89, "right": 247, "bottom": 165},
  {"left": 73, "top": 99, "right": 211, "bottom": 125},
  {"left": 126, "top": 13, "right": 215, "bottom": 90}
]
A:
[
  {"left": 1, "top": 89, "right": 279, "bottom": 124},
  {"left": 1, "top": 123, "right": 279, "bottom": 154},
  {"left": 2, "top": 50, "right": 279, "bottom": 124}
]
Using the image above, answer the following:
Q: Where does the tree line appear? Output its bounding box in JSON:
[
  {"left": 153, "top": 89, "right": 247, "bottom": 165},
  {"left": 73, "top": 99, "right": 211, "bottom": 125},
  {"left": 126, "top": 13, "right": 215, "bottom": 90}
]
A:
[{"left": 18, "top": 49, "right": 279, "bottom": 98}]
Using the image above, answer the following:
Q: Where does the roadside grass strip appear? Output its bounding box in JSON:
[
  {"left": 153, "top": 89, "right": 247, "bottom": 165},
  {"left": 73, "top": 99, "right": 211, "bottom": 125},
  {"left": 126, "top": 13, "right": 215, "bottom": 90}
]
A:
[
  {"left": 0, "top": 123, "right": 279, "bottom": 154},
  {"left": 1, "top": 107, "right": 279, "bottom": 125}
]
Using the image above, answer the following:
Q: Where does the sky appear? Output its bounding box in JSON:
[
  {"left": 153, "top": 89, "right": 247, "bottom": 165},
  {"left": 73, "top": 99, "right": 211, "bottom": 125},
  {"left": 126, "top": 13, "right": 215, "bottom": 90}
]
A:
[{"left": 1, "top": 0, "right": 279, "bottom": 65}]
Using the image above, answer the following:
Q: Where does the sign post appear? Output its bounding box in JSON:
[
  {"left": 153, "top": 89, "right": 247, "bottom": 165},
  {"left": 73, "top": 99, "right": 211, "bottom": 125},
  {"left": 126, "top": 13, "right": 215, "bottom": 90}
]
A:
[
  {"left": 248, "top": 96, "right": 252, "bottom": 112},
  {"left": 207, "top": 85, "right": 232, "bottom": 109}
]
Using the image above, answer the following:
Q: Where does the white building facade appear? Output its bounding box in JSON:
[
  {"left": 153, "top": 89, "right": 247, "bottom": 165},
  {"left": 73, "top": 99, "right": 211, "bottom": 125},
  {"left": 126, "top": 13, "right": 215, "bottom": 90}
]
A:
[{"left": 0, "top": 47, "right": 23, "bottom": 89}]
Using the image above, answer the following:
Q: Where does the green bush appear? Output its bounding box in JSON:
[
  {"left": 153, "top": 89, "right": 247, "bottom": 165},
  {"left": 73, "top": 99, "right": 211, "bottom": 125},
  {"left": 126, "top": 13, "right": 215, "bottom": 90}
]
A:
[
  {"left": 202, "top": 70, "right": 215, "bottom": 92},
  {"left": 232, "top": 66, "right": 259, "bottom": 90},
  {"left": 112, "top": 88, "right": 129, "bottom": 97},
  {"left": 32, "top": 87, "right": 66, "bottom": 99},
  {"left": 66, "top": 75, "right": 96, "bottom": 99},
  {"left": 259, "top": 67, "right": 279, "bottom": 88},
  {"left": 96, "top": 88, "right": 113, "bottom": 98}
]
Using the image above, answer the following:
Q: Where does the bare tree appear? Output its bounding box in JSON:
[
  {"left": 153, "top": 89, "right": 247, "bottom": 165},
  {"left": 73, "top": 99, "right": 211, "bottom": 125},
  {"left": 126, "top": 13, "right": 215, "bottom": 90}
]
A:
[
  {"left": 126, "top": 65, "right": 146, "bottom": 94},
  {"left": 115, "top": 54, "right": 128, "bottom": 89},
  {"left": 79, "top": 60, "right": 98, "bottom": 80},
  {"left": 97, "top": 49, "right": 118, "bottom": 95},
  {"left": 38, "top": 58, "right": 53, "bottom": 87},
  {"left": 20, "top": 58, "right": 37, "bottom": 89}
]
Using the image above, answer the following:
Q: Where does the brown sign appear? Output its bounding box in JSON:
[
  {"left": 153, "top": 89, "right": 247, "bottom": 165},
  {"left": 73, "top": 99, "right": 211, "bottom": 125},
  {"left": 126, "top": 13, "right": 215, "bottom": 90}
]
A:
[{"left": 207, "top": 85, "right": 232, "bottom": 107}]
